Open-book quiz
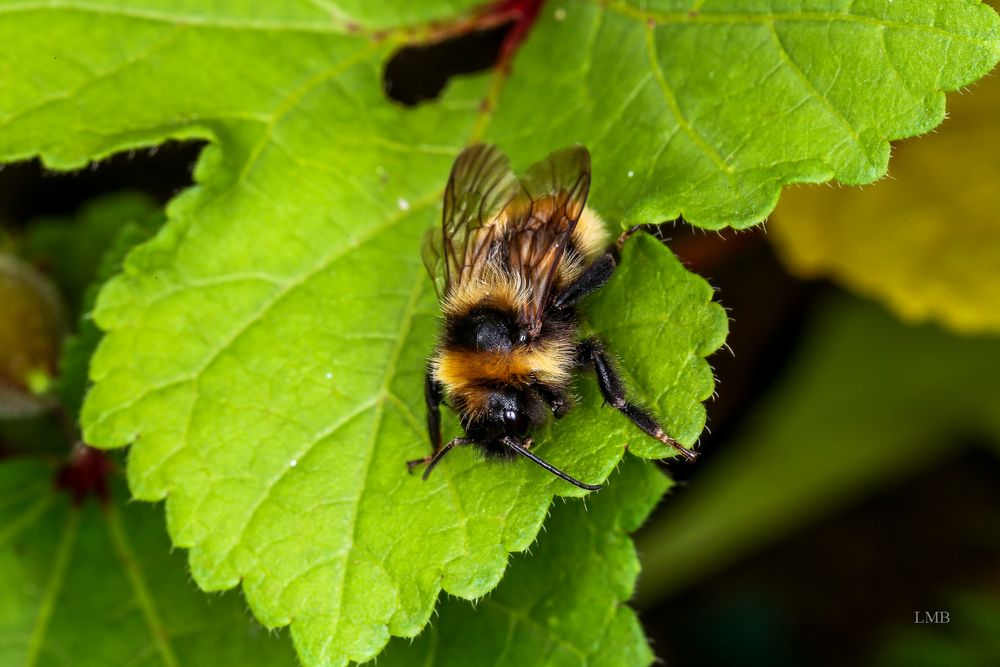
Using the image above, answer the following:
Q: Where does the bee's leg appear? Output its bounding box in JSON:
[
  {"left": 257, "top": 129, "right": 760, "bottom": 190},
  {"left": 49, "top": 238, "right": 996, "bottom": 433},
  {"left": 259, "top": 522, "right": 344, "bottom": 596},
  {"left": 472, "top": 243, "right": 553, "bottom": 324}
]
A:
[
  {"left": 553, "top": 251, "right": 618, "bottom": 310},
  {"left": 616, "top": 222, "right": 666, "bottom": 248},
  {"left": 554, "top": 222, "right": 671, "bottom": 310},
  {"left": 577, "top": 336, "right": 698, "bottom": 462},
  {"left": 406, "top": 456, "right": 432, "bottom": 473},
  {"left": 425, "top": 369, "right": 443, "bottom": 451},
  {"left": 536, "top": 385, "right": 571, "bottom": 419},
  {"left": 617, "top": 218, "right": 690, "bottom": 249},
  {"left": 407, "top": 372, "right": 443, "bottom": 471},
  {"left": 407, "top": 437, "right": 475, "bottom": 479}
]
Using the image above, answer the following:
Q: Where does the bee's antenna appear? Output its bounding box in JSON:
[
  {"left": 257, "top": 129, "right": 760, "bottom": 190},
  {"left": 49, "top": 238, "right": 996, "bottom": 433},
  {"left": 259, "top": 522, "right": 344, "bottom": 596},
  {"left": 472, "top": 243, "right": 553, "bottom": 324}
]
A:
[
  {"left": 421, "top": 437, "right": 474, "bottom": 481},
  {"left": 502, "top": 437, "right": 602, "bottom": 491}
]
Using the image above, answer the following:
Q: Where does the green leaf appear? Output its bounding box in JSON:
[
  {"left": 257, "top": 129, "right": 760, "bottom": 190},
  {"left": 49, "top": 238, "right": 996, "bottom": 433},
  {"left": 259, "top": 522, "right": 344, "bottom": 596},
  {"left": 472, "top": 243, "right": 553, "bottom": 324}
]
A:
[
  {"left": 636, "top": 296, "right": 1000, "bottom": 601},
  {"left": 485, "top": 0, "right": 1000, "bottom": 228},
  {"left": 770, "top": 55, "right": 1000, "bottom": 334},
  {"left": 0, "top": 459, "right": 298, "bottom": 667},
  {"left": 0, "top": 3, "right": 994, "bottom": 231},
  {"left": 379, "top": 456, "right": 669, "bottom": 667}
]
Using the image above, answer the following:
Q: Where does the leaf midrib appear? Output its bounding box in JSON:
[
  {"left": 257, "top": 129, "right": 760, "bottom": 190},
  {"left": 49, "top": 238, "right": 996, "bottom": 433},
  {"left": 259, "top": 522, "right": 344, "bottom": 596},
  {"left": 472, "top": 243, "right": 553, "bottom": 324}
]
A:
[{"left": 321, "top": 264, "right": 427, "bottom": 660}]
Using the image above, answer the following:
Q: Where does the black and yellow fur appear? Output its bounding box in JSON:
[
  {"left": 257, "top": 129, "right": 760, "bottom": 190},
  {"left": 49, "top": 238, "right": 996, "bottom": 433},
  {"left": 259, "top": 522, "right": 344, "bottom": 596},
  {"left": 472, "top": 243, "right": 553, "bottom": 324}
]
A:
[{"left": 412, "top": 145, "right": 696, "bottom": 490}]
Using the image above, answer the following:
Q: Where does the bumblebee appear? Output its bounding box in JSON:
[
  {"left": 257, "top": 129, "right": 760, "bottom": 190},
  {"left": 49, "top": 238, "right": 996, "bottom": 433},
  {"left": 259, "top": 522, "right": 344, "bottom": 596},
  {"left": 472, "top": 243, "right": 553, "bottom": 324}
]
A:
[{"left": 409, "top": 144, "right": 696, "bottom": 491}]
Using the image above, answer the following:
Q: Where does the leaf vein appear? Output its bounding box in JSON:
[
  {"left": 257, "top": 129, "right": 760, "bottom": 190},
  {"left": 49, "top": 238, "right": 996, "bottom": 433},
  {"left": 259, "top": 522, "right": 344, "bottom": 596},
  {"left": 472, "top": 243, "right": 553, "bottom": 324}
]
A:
[
  {"left": 0, "top": 26, "right": 184, "bottom": 129},
  {"left": 222, "top": 395, "right": 378, "bottom": 572},
  {"left": 484, "top": 599, "right": 588, "bottom": 662},
  {"left": 603, "top": 1, "right": 1000, "bottom": 49},
  {"left": 766, "top": 21, "right": 871, "bottom": 168},
  {"left": 24, "top": 506, "right": 79, "bottom": 667},
  {"left": 106, "top": 503, "right": 182, "bottom": 667},
  {"left": 643, "top": 22, "right": 735, "bottom": 180},
  {"left": 236, "top": 41, "right": 384, "bottom": 185},
  {"left": 89, "top": 195, "right": 437, "bottom": 436},
  {"left": 0, "top": 492, "right": 53, "bottom": 549}
]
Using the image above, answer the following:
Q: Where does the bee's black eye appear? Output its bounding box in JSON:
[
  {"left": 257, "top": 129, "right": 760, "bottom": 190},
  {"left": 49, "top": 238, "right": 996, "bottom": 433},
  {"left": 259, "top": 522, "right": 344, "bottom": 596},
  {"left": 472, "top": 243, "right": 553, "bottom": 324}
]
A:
[{"left": 504, "top": 409, "right": 529, "bottom": 437}]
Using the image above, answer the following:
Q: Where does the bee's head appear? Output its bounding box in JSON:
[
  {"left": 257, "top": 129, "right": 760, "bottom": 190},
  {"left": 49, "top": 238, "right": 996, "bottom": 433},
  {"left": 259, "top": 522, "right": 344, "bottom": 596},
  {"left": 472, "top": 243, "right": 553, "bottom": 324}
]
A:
[
  {"left": 493, "top": 389, "right": 530, "bottom": 438},
  {"left": 464, "top": 388, "right": 544, "bottom": 443},
  {"left": 456, "top": 385, "right": 602, "bottom": 491}
]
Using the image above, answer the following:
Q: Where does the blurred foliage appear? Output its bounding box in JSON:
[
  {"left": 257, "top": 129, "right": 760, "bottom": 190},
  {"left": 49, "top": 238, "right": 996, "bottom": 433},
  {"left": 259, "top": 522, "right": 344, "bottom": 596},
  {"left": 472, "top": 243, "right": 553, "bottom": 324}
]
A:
[
  {"left": 1, "top": 194, "right": 160, "bottom": 453},
  {"left": 876, "top": 593, "right": 1000, "bottom": 667},
  {"left": 637, "top": 296, "right": 1000, "bottom": 600},
  {"left": 53, "top": 194, "right": 163, "bottom": 419},
  {"left": 0, "top": 459, "right": 300, "bottom": 667},
  {"left": 17, "top": 193, "right": 158, "bottom": 319},
  {"left": 0, "top": 254, "right": 64, "bottom": 417}
]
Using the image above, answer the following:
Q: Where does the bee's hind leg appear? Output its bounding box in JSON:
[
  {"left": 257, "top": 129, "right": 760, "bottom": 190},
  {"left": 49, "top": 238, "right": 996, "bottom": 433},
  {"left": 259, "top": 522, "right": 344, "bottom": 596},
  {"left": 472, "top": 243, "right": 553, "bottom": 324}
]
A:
[{"left": 576, "top": 336, "right": 698, "bottom": 462}]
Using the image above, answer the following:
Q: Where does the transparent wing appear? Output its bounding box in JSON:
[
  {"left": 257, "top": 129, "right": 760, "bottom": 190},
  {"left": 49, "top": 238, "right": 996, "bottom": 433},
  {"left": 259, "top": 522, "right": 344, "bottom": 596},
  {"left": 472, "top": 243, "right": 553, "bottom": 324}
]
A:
[
  {"left": 519, "top": 144, "right": 591, "bottom": 221},
  {"left": 422, "top": 144, "right": 520, "bottom": 298},
  {"left": 508, "top": 145, "right": 592, "bottom": 332},
  {"left": 420, "top": 226, "right": 448, "bottom": 298}
]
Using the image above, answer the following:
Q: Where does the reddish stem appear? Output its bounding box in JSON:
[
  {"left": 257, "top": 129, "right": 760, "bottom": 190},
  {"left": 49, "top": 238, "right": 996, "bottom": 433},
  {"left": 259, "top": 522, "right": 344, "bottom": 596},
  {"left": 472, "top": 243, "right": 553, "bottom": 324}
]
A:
[
  {"left": 492, "top": 0, "right": 545, "bottom": 69},
  {"left": 55, "top": 442, "right": 113, "bottom": 505},
  {"left": 379, "top": 0, "right": 544, "bottom": 66}
]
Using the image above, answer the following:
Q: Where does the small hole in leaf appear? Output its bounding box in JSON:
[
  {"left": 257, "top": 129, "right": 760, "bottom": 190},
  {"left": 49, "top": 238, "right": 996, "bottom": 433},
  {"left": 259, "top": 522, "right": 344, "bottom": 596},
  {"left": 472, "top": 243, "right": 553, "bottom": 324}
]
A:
[{"left": 384, "top": 23, "right": 512, "bottom": 107}]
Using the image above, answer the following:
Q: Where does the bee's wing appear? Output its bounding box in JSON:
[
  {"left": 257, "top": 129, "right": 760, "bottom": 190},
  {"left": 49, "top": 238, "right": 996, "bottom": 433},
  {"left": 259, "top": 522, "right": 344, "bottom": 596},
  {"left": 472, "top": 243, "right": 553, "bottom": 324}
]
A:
[
  {"left": 509, "top": 145, "right": 592, "bottom": 333},
  {"left": 422, "top": 144, "right": 521, "bottom": 298}
]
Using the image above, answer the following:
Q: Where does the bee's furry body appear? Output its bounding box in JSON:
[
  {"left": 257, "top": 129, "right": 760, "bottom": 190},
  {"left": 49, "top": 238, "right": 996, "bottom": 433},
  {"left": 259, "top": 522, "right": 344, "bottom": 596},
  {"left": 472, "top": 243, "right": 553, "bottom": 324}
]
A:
[
  {"left": 432, "top": 207, "right": 608, "bottom": 431},
  {"left": 413, "top": 144, "right": 696, "bottom": 490}
]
